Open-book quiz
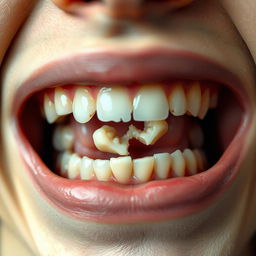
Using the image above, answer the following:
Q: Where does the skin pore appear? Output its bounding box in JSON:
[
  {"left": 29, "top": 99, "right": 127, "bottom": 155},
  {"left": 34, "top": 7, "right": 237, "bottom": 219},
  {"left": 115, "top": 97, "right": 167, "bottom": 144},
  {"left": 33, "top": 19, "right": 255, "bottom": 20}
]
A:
[{"left": 0, "top": 0, "right": 256, "bottom": 255}]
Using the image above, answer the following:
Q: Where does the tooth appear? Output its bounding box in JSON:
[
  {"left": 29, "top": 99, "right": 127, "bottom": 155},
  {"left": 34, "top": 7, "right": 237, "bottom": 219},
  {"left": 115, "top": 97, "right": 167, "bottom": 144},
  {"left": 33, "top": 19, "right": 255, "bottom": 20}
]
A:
[
  {"left": 110, "top": 156, "right": 132, "bottom": 183},
  {"left": 187, "top": 82, "right": 201, "bottom": 117},
  {"left": 54, "top": 87, "right": 72, "bottom": 115},
  {"left": 170, "top": 150, "right": 185, "bottom": 177},
  {"left": 210, "top": 89, "right": 218, "bottom": 109},
  {"left": 68, "top": 153, "right": 81, "bottom": 179},
  {"left": 193, "top": 149, "right": 207, "bottom": 171},
  {"left": 198, "top": 88, "right": 210, "bottom": 119},
  {"left": 44, "top": 94, "right": 58, "bottom": 123},
  {"left": 183, "top": 149, "right": 197, "bottom": 175},
  {"left": 93, "top": 159, "right": 112, "bottom": 181},
  {"left": 80, "top": 157, "right": 94, "bottom": 180},
  {"left": 154, "top": 153, "right": 172, "bottom": 179},
  {"left": 53, "top": 126, "right": 74, "bottom": 151},
  {"left": 169, "top": 84, "right": 187, "bottom": 116},
  {"left": 97, "top": 87, "right": 132, "bottom": 122},
  {"left": 133, "top": 156, "right": 154, "bottom": 182},
  {"left": 59, "top": 151, "right": 72, "bottom": 175},
  {"left": 73, "top": 87, "right": 96, "bottom": 123},
  {"left": 133, "top": 85, "right": 169, "bottom": 121},
  {"left": 188, "top": 123, "right": 204, "bottom": 148}
]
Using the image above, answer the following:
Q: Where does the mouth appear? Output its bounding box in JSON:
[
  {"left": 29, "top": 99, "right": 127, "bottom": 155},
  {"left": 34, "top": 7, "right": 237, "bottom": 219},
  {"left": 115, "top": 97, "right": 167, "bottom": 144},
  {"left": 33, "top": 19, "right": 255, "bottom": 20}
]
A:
[{"left": 14, "top": 48, "right": 251, "bottom": 223}]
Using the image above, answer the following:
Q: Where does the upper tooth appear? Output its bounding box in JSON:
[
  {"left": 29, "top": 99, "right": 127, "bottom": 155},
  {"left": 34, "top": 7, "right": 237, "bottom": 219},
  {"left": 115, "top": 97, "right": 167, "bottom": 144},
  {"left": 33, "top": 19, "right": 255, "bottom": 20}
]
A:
[
  {"left": 73, "top": 88, "right": 96, "bottom": 123},
  {"left": 133, "top": 156, "right": 154, "bottom": 182},
  {"left": 93, "top": 159, "right": 112, "bottom": 181},
  {"left": 80, "top": 156, "right": 94, "bottom": 180},
  {"left": 198, "top": 88, "right": 210, "bottom": 119},
  {"left": 53, "top": 126, "right": 74, "bottom": 151},
  {"left": 169, "top": 84, "right": 187, "bottom": 116},
  {"left": 210, "top": 89, "right": 218, "bottom": 109},
  {"left": 97, "top": 87, "right": 133, "bottom": 122},
  {"left": 183, "top": 149, "right": 197, "bottom": 175},
  {"left": 54, "top": 88, "right": 72, "bottom": 115},
  {"left": 133, "top": 85, "right": 169, "bottom": 121},
  {"left": 44, "top": 94, "right": 58, "bottom": 123},
  {"left": 187, "top": 82, "right": 201, "bottom": 117},
  {"left": 171, "top": 150, "right": 185, "bottom": 177},
  {"left": 110, "top": 156, "right": 132, "bottom": 183},
  {"left": 154, "top": 153, "right": 172, "bottom": 179},
  {"left": 68, "top": 153, "right": 81, "bottom": 179}
]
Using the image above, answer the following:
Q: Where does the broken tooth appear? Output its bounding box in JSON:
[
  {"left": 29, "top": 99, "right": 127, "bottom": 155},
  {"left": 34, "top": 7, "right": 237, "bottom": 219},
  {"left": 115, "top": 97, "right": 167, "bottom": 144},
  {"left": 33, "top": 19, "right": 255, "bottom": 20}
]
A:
[
  {"left": 68, "top": 153, "right": 81, "bottom": 179},
  {"left": 97, "top": 87, "right": 132, "bottom": 122},
  {"left": 154, "top": 153, "right": 172, "bottom": 179},
  {"left": 54, "top": 87, "right": 72, "bottom": 116},
  {"left": 44, "top": 94, "right": 58, "bottom": 123},
  {"left": 183, "top": 149, "right": 197, "bottom": 175},
  {"left": 171, "top": 150, "right": 185, "bottom": 177},
  {"left": 133, "top": 156, "right": 154, "bottom": 182},
  {"left": 53, "top": 126, "right": 74, "bottom": 151},
  {"left": 73, "top": 87, "right": 96, "bottom": 123},
  {"left": 133, "top": 85, "right": 169, "bottom": 121},
  {"left": 110, "top": 156, "right": 132, "bottom": 183},
  {"left": 187, "top": 82, "right": 201, "bottom": 117},
  {"left": 198, "top": 88, "right": 210, "bottom": 119},
  {"left": 169, "top": 84, "right": 187, "bottom": 116},
  {"left": 93, "top": 159, "right": 112, "bottom": 181}
]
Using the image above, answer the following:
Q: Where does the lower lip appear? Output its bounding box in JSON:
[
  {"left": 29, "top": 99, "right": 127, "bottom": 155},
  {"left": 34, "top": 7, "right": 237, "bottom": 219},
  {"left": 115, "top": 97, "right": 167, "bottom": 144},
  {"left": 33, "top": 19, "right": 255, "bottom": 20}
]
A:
[{"left": 15, "top": 112, "right": 249, "bottom": 223}]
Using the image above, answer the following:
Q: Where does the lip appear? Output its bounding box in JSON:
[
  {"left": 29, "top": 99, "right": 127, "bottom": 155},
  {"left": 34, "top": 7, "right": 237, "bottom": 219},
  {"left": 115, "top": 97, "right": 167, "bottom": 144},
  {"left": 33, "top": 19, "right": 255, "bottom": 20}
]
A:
[{"left": 13, "top": 47, "right": 252, "bottom": 223}]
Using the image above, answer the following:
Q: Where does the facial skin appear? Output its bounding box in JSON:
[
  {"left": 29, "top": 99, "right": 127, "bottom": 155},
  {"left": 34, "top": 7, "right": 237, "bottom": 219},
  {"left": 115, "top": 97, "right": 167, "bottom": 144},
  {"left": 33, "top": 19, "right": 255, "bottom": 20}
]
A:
[{"left": 0, "top": 0, "right": 256, "bottom": 255}]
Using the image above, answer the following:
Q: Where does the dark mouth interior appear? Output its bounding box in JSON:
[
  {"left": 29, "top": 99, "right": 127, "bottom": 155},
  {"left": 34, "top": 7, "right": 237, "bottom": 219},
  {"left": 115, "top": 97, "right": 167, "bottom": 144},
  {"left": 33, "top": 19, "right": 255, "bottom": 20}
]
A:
[{"left": 18, "top": 81, "right": 243, "bottom": 180}]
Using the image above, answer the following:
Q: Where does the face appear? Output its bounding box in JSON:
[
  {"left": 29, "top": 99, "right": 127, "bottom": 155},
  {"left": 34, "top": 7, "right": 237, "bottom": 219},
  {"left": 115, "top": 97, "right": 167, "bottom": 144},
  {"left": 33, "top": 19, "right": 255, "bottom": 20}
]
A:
[{"left": 1, "top": 0, "right": 256, "bottom": 255}]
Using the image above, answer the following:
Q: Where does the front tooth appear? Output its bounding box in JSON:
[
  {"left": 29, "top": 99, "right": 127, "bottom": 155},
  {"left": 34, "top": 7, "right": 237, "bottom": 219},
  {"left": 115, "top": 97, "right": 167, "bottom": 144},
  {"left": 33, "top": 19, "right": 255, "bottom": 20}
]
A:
[
  {"left": 188, "top": 123, "right": 204, "bottom": 148},
  {"left": 154, "top": 153, "right": 172, "bottom": 179},
  {"left": 133, "top": 156, "right": 154, "bottom": 182},
  {"left": 93, "top": 160, "right": 112, "bottom": 181},
  {"left": 44, "top": 94, "right": 58, "bottom": 123},
  {"left": 169, "top": 84, "right": 187, "bottom": 116},
  {"left": 97, "top": 87, "right": 132, "bottom": 122},
  {"left": 80, "top": 157, "right": 94, "bottom": 180},
  {"left": 53, "top": 126, "right": 74, "bottom": 151},
  {"left": 183, "top": 149, "right": 197, "bottom": 175},
  {"left": 133, "top": 85, "right": 169, "bottom": 121},
  {"left": 171, "top": 150, "right": 185, "bottom": 177},
  {"left": 73, "top": 88, "right": 96, "bottom": 123},
  {"left": 54, "top": 87, "right": 72, "bottom": 115},
  {"left": 59, "top": 151, "right": 72, "bottom": 175},
  {"left": 198, "top": 89, "right": 210, "bottom": 119},
  {"left": 110, "top": 156, "right": 132, "bottom": 183},
  {"left": 68, "top": 153, "right": 81, "bottom": 179},
  {"left": 187, "top": 82, "right": 201, "bottom": 117}
]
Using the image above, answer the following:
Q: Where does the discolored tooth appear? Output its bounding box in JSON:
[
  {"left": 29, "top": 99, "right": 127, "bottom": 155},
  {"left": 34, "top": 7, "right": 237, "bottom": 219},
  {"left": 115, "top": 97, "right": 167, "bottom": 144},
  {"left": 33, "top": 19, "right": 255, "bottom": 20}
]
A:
[
  {"left": 97, "top": 87, "right": 132, "bottom": 122},
  {"left": 133, "top": 85, "right": 169, "bottom": 121},
  {"left": 169, "top": 84, "right": 187, "bottom": 116},
  {"left": 80, "top": 157, "right": 94, "bottom": 180},
  {"left": 187, "top": 82, "right": 201, "bottom": 117},
  {"left": 183, "top": 149, "right": 197, "bottom": 175},
  {"left": 93, "top": 160, "right": 112, "bottom": 181},
  {"left": 154, "top": 153, "right": 172, "bottom": 179},
  {"left": 210, "top": 89, "right": 218, "bottom": 109},
  {"left": 171, "top": 150, "right": 185, "bottom": 177},
  {"left": 110, "top": 156, "right": 132, "bottom": 183},
  {"left": 133, "top": 156, "right": 154, "bottom": 182},
  {"left": 193, "top": 149, "right": 207, "bottom": 171},
  {"left": 68, "top": 154, "right": 81, "bottom": 179},
  {"left": 54, "top": 87, "right": 72, "bottom": 115},
  {"left": 188, "top": 123, "right": 204, "bottom": 148},
  {"left": 53, "top": 126, "right": 74, "bottom": 151},
  {"left": 198, "top": 88, "right": 210, "bottom": 119},
  {"left": 44, "top": 94, "right": 58, "bottom": 123},
  {"left": 58, "top": 151, "right": 72, "bottom": 175},
  {"left": 73, "top": 87, "right": 96, "bottom": 123}
]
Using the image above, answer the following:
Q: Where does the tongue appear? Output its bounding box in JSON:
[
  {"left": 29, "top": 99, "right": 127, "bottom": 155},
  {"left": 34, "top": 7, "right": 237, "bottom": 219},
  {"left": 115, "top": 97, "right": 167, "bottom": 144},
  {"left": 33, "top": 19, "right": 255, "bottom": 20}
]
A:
[{"left": 70, "top": 115, "right": 192, "bottom": 159}]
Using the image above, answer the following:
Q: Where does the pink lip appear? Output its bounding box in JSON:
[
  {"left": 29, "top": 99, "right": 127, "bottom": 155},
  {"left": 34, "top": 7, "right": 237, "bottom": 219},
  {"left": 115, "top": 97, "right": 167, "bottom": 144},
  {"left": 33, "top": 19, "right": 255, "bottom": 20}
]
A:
[{"left": 13, "top": 47, "right": 251, "bottom": 223}]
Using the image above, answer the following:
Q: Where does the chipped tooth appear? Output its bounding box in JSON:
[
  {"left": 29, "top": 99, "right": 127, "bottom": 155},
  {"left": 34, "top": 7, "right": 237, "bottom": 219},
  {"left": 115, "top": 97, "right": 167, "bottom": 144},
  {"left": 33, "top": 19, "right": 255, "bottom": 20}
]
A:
[
  {"left": 53, "top": 126, "right": 74, "bottom": 151},
  {"left": 97, "top": 87, "right": 132, "bottom": 122},
  {"left": 171, "top": 150, "right": 185, "bottom": 177},
  {"left": 193, "top": 149, "right": 207, "bottom": 171},
  {"left": 59, "top": 151, "right": 72, "bottom": 175},
  {"left": 54, "top": 87, "right": 72, "bottom": 116},
  {"left": 93, "top": 159, "right": 112, "bottom": 181},
  {"left": 210, "top": 90, "right": 218, "bottom": 109},
  {"left": 198, "top": 88, "right": 210, "bottom": 119},
  {"left": 133, "top": 156, "right": 154, "bottom": 182},
  {"left": 133, "top": 85, "right": 169, "bottom": 121},
  {"left": 80, "top": 157, "right": 94, "bottom": 180},
  {"left": 154, "top": 153, "right": 172, "bottom": 179},
  {"left": 44, "top": 94, "right": 58, "bottom": 123},
  {"left": 68, "top": 153, "right": 81, "bottom": 179},
  {"left": 110, "top": 156, "right": 132, "bottom": 183},
  {"left": 73, "top": 87, "right": 96, "bottom": 123},
  {"left": 188, "top": 123, "right": 204, "bottom": 148},
  {"left": 187, "top": 82, "right": 201, "bottom": 117},
  {"left": 169, "top": 84, "right": 187, "bottom": 116},
  {"left": 183, "top": 149, "right": 197, "bottom": 175}
]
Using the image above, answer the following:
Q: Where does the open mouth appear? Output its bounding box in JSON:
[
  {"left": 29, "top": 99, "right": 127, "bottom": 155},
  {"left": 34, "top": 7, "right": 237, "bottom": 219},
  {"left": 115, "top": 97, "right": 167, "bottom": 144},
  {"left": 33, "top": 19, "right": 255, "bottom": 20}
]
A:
[{"left": 14, "top": 49, "right": 250, "bottom": 223}]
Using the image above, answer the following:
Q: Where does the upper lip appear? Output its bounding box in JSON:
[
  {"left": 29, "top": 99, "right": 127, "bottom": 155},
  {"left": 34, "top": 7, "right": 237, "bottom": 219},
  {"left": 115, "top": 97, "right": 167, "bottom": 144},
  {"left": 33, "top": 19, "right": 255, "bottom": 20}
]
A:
[{"left": 13, "top": 46, "right": 252, "bottom": 223}]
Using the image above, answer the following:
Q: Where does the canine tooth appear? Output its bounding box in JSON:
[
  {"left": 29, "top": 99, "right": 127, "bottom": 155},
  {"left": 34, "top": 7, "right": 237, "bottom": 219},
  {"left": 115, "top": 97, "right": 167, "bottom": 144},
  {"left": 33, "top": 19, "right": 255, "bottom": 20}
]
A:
[
  {"left": 193, "top": 149, "right": 206, "bottom": 171},
  {"left": 198, "top": 89, "right": 210, "bottom": 119},
  {"left": 80, "top": 157, "right": 94, "bottom": 180},
  {"left": 187, "top": 82, "right": 201, "bottom": 117},
  {"left": 68, "top": 154, "right": 81, "bottom": 179},
  {"left": 59, "top": 151, "right": 72, "bottom": 175},
  {"left": 188, "top": 123, "right": 204, "bottom": 148},
  {"left": 73, "top": 88, "right": 96, "bottom": 123},
  {"left": 210, "top": 90, "right": 218, "bottom": 109},
  {"left": 133, "top": 156, "right": 154, "bottom": 182},
  {"left": 93, "top": 160, "right": 112, "bottom": 181},
  {"left": 154, "top": 153, "right": 172, "bottom": 179},
  {"left": 171, "top": 150, "right": 185, "bottom": 177},
  {"left": 54, "top": 87, "right": 72, "bottom": 115},
  {"left": 97, "top": 87, "right": 132, "bottom": 122},
  {"left": 169, "top": 84, "right": 187, "bottom": 116},
  {"left": 110, "top": 156, "right": 132, "bottom": 183},
  {"left": 53, "top": 126, "right": 74, "bottom": 151},
  {"left": 183, "top": 149, "right": 197, "bottom": 175},
  {"left": 133, "top": 85, "right": 169, "bottom": 121},
  {"left": 44, "top": 94, "right": 58, "bottom": 123}
]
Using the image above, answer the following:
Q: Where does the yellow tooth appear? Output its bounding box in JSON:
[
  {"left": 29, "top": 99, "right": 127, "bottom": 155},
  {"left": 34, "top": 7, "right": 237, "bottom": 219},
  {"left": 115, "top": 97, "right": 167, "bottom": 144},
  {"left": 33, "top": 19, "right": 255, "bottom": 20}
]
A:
[
  {"left": 154, "top": 153, "right": 172, "bottom": 179},
  {"left": 80, "top": 157, "right": 94, "bottom": 180},
  {"left": 169, "top": 84, "right": 187, "bottom": 116},
  {"left": 55, "top": 88, "right": 72, "bottom": 115},
  {"left": 193, "top": 149, "right": 207, "bottom": 171},
  {"left": 68, "top": 154, "right": 81, "bottom": 179},
  {"left": 183, "top": 149, "right": 197, "bottom": 175},
  {"left": 171, "top": 150, "right": 185, "bottom": 177},
  {"left": 133, "top": 156, "right": 154, "bottom": 182},
  {"left": 198, "top": 89, "right": 210, "bottom": 119},
  {"left": 187, "top": 82, "right": 201, "bottom": 117},
  {"left": 53, "top": 126, "right": 74, "bottom": 151},
  {"left": 93, "top": 160, "right": 112, "bottom": 181},
  {"left": 110, "top": 156, "right": 132, "bottom": 183},
  {"left": 44, "top": 94, "right": 58, "bottom": 123}
]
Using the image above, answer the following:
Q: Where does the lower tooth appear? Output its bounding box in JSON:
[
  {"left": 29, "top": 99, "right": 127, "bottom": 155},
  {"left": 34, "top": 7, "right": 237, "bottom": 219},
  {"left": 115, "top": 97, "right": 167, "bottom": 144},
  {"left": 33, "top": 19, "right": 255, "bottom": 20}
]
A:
[
  {"left": 171, "top": 150, "right": 185, "bottom": 177},
  {"left": 93, "top": 160, "right": 112, "bottom": 181},
  {"left": 154, "top": 153, "right": 172, "bottom": 179},
  {"left": 193, "top": 149, "right": 206, "bottom": 171},
  {"left": 80, "top": 157, "right": 94, "bottom": 180},
  {"left": 110, "top": 156, "right": 132, "bottom": 183},
  {"left": 59, "top": 151, "right": 72, "bottom": 175},
  {"left": 68, "top": 154, "right": 81, "bottom": 179},
  {"left": 183, "top": 149, "right": 197, "bottom": 175},
  {"left": 133, "top": 156, "right": 154, "bottom": 182}
]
